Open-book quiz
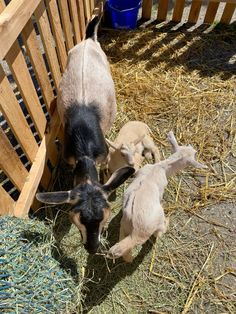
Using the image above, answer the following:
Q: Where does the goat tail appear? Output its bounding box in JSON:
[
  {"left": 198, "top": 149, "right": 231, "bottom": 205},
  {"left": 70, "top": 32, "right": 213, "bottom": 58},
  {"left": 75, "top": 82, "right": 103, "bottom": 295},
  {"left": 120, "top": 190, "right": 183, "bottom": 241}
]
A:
[
  {"left": 85, "top": 1, "right": 103, "bottom": 41},
  {"left": 108, "top": 235, "right": 137, "bottom": 260}
]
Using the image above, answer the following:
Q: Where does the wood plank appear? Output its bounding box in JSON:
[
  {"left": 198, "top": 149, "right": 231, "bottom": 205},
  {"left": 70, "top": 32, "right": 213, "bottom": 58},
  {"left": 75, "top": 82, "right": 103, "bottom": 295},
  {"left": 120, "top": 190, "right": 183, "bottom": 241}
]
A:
[
  {"left": 34, "top": 1, "right": 62, "bottom": 91},
  {"left": 172, "top": 0, "right": 186, "bottom": 22},
  {"left": 40, "top": 161, "right": 52, "bottom": 189},
  {"left": 83, "top": 0, "right": 91, "bottom": 21},
  {"left": 0, "top": 128, "right": 28, "bottom": 191},
  {"left": 69, "top": 0, "right": 82, "bottom": 44},
  {"left": 204, "top": 1, "right": 220, "bottom": 23},
  {"left": 0, "top": 2, "right": 46, "bottom": 137},
  {"left": 90, "top": 0, "right": 95, "bottom": 12},
  {"left": 142, "top": 0, "right": 153, "bottom": 20},
  {"left": 14, "top": 137, "right": 47, "bottom": 218},
  {"left": 220, "top": 3, "right": 236, "bottom": 23},
  {"left": 45, "top": 0, "right": 67, "bottom": 72},
  {"left": 5, "top": 43, "right": 46, "bottom": 138},
  {"left": 157, "top": 0, "right": 169, "bottom": 21},
  {"left": 0, "top": 0, "right": 41, "bottom": 60},
  {"left": 0, "top": 184, "right": 14, "bottom": 216},
  {"left": 14, "top": 109, "right": 62, "bottom": 217},
  {"left": 77, "top": 0, "right": 86, "bottom": 39},
  {"left": 57, "top": 0, "right": 74, "bottom": 52},
  {"left": 0, "top": 66, "right": 38, "bottom": 163},
  {"left": 188, "top": 0, "right": 202, "bottom": 23},
  {"left": 21, "top": 19, "right": 55, "bottom": 112}
]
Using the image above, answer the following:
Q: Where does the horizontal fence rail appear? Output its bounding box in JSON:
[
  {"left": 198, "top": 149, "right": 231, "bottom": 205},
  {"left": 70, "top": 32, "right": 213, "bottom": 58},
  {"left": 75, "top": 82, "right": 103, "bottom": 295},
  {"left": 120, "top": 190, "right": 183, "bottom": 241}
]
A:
[{"left": 0, "top": 0, "right": 93, "bottom": 217}]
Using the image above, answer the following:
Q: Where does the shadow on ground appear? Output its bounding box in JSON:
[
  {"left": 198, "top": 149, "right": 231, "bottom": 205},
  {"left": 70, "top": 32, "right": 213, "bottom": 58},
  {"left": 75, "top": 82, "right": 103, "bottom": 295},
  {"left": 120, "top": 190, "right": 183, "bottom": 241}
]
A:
[{"left": 101, "top": 21, "right": 236, "bottom": 80}]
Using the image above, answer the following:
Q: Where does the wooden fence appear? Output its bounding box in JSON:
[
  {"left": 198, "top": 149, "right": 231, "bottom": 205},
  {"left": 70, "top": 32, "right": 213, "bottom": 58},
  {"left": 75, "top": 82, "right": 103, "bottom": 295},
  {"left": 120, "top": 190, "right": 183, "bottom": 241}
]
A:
[
  {"left": 0, "top": 0, "right": 94, "bottom": 217},
  {"left": 0, "top": 0, "right": 235, "bottom": 218},
  {"left": 141, "top": 0, "right": 236, "bottom": 24}
]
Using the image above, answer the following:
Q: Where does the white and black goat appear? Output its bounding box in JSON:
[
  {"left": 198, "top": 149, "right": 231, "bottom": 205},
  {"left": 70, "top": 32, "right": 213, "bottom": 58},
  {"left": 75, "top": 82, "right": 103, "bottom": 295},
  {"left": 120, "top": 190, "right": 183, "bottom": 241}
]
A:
[
  {"left": 36, "top": 12, "right": 135, "bottom": 254},
  {"left": 107, "top": 131, "right": 207, "bottom": 262}
]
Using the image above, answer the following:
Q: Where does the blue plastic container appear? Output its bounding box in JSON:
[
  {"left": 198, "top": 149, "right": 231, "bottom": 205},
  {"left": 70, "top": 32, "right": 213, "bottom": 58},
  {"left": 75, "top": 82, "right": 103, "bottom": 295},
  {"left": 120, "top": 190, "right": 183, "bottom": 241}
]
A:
[{"left": 107, "top": 0, "right": 141, "bottom": 29}]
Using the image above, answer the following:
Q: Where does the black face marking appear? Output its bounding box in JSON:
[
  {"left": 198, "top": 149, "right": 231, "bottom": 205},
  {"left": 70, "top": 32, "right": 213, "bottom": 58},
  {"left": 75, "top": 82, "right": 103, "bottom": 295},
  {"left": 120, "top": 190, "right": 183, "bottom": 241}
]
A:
[
  {"left": 71, "top": 182, "right": 109, "bottom": 253},
  {"left": 84, "top": 222, "right": 100, "bottom": 254}
]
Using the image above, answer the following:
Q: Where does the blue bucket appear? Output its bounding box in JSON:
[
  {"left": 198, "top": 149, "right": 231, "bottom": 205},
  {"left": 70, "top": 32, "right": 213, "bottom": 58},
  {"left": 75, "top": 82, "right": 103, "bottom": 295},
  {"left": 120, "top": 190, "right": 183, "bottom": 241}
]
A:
[{"left": 107, "top": 0, "right": 141, "bottom": 29}]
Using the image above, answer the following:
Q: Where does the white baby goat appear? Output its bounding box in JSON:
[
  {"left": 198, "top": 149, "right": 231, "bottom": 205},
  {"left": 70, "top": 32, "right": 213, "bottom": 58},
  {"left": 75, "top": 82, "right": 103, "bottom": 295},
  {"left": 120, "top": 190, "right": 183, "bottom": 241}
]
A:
[
  {"left": 106, "top": 121, "right": 160, "bottom": 175},
  {"left": 107, "top": 131, "right": 207, "bottom": 262}
]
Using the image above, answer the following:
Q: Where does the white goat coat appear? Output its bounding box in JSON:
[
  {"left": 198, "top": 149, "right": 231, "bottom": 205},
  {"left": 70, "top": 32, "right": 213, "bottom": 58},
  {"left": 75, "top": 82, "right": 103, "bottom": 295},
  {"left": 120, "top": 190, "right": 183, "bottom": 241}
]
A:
[
  {"left": 57, "top": 39, "right": 116, "bottom": 134},
  {"left": 123, "top": 164, "right": 167, "bottom": 239}
]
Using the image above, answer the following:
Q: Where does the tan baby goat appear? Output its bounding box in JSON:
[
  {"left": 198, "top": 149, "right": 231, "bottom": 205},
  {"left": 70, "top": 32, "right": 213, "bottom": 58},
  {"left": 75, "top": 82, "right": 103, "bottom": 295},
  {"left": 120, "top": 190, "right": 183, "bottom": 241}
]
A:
[
  {"left": 106, "top": 121, "right": 161, "bottom": 175},
  {"left": 107, "top": 131, "right": 207, "bottom": 262}
]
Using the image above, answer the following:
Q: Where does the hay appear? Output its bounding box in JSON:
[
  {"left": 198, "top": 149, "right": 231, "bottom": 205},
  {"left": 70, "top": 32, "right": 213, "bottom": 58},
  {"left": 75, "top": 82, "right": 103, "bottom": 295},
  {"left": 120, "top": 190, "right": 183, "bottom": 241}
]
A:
[
  {"left": 101, "top": 24, "right": 236, "bottom": 216},
  {"left": 0, "top": 216, "right": 81, "bottom": 313}
]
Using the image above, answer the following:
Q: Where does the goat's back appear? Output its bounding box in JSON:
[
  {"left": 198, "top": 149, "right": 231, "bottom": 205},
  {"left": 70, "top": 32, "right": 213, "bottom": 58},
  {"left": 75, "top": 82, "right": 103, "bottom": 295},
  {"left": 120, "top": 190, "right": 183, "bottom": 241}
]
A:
[
  {"left": 57, "top": 39, "right": 116, "bottom": 134},
  {"left": 115, "top": 121, "right": 151, "bottom": 144}
]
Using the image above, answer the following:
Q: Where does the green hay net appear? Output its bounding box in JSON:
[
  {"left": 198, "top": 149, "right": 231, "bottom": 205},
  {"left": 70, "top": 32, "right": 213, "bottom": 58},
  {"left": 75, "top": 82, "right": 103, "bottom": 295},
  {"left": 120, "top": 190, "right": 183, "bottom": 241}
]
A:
[{"left": 0, "top": 216, "right": 80, "bottom": 313}]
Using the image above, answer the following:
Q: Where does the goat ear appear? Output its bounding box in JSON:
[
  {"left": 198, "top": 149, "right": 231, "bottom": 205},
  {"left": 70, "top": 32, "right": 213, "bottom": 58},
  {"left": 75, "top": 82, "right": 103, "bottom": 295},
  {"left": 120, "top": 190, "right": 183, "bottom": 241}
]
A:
[
  {"left": 36, "top": 191, "right": 77, "bottom": 204},
  {"left": 191, "top": 160, "right": 208, "bottom": 169},
  {"left": 132, "top": 134, "right": 145, "bottom": 146},
  {"left": 167, "top": 131, "right": 179, "bottom": 151},
  {"left": 106, "top": 139, "right": 119, "bottom": 150},
  {"left": 102, "top": 166, "right": 135, "bottom": 193}
]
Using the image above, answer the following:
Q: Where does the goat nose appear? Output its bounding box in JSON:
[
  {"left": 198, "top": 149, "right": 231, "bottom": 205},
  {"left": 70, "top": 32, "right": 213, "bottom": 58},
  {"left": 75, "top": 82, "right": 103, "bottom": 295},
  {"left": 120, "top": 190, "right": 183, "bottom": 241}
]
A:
[{"left": 84, "top": 243, "right": 99, "bottom": 254}]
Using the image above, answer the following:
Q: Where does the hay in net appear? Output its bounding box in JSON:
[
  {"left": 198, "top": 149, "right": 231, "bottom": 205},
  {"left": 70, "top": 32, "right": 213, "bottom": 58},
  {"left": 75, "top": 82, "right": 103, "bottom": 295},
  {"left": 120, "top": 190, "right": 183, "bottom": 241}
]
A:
[{"left": 0, "top": 216, "right": 81, "bottom": 313}]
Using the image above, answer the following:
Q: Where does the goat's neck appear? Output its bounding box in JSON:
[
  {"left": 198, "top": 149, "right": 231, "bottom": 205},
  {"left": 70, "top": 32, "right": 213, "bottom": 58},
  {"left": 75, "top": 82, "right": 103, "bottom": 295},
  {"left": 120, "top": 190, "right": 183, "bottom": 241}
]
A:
[
  {"left": 162, "top": 153, "right": 187, "bottom": 177},
  {"left": 74, "top": 156, "right": 98, "bottom": 185}
]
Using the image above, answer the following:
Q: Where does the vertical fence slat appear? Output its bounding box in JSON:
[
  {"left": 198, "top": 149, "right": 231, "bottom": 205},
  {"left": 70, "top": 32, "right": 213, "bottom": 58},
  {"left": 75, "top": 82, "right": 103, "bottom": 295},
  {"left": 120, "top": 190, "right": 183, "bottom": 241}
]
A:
[
  {"left": 34, "top": 1, "right": 62, "bottom": 91},
  {"left": 38, "top": 108, "right": 61, "bottom": 190},
  {"left": 188, "top": 0, "right": 202, "bottom": 23},
  {"left": 172, "top": 0, "right": 186, "bottom": 22},
  {"left": 45, "top": 0, "right": 67, "bottom": 72},
  {"left": 21, "top": 20, "right": 55, "bottom": 112},
  {"left": 0, "top": 128, "right": 28, "bottom": 191},
  {"left": 204, "top": 1, "right": 220, "bottom": 24},
  {"left": 90, "top": 0, "right": 95, "bottom": 12},
  {"left": 40, "top": 161, "right": 52, "bottom": 189},
  {"left": 157, "top": 0, "right": 169, "bottom": 21},
  {"left": 57, "top": 0, "right": 74, "bottom": 52},
  {"left": 142, "top": 0, "right": 153, "bottom": 20},
  {"left": 0, "top": 184, "right": 14, "bottom": 215},
  {"left": 5, "top": 44, "right": 46, "bottom": 138},
  {"left": 69, "top": 0, "right": 82, "bottom": 44},
  {"left": 220, "top": 3, "right": 236, "bottom": 23},
  {"left": 83, "top": 0, "right": 91, "bottom": 21},
  {"left": 0, "top": 66, "right": 38, "bottom": 163},
  {"left": 14, "top": 137, "right": 47, "bottom": 218},
  {"left": 77, "top": 0, "right": 86, "bottom": 39}
]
